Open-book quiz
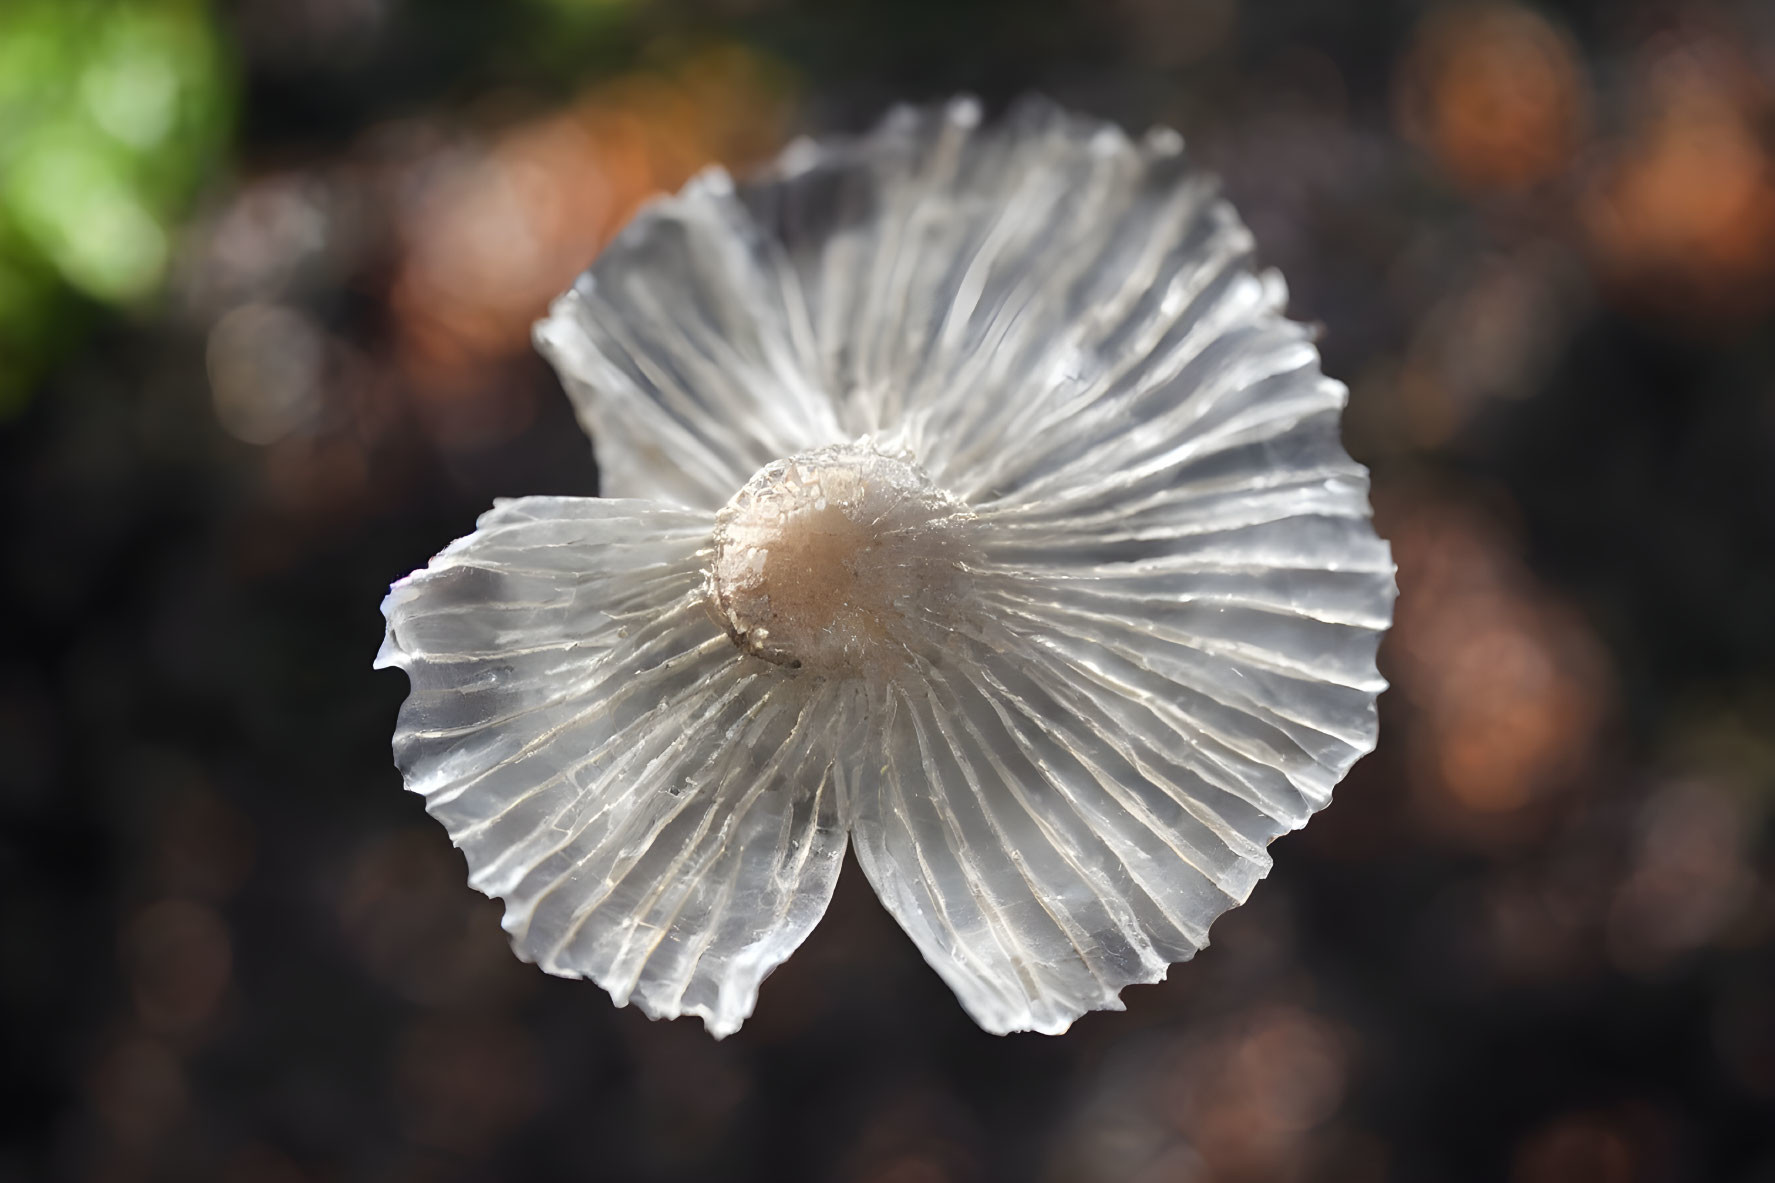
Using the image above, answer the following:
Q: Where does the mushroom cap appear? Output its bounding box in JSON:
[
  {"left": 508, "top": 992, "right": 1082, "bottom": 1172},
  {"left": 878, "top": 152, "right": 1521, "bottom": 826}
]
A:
[{"left": 379, "top": 97, "right": 1397, "bottom": 1038}]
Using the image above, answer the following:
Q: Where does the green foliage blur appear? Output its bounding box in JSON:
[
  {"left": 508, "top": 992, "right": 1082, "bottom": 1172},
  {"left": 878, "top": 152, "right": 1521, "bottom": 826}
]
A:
[{"left": 0, "top": 0, "right": 231, "bottom": 416}]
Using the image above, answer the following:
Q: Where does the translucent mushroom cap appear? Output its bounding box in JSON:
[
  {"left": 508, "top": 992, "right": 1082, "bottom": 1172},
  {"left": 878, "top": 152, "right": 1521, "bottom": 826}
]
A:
[{"left": 376, "top": 97, "right": 1396, "bottom": 1038}]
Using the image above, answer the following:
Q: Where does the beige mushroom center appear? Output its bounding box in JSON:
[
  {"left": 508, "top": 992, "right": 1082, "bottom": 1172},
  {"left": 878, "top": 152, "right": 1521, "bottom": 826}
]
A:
[{"left": 707, "top": 443, "right": 972, "bottom": 673}]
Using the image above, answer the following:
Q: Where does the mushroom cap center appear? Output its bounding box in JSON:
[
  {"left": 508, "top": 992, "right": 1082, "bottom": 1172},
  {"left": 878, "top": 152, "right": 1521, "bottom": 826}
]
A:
[{"left": 707, "top": 443, "right": 972, "bottom": 673}]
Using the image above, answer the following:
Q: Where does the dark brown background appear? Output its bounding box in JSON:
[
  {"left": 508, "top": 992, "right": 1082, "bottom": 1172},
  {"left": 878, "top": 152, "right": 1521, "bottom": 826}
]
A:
[{"left": 4, "top": 0, "right": 1774, "bottom": 1180}]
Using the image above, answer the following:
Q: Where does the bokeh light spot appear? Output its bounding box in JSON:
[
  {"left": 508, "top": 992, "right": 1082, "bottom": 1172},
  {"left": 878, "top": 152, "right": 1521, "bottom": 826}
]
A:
[
  {"left": 1397, "top": 4, "right": 1588, "bottom": 192},
  {"left": 206, "top": 302, "right": 328, "bottom": 446}
]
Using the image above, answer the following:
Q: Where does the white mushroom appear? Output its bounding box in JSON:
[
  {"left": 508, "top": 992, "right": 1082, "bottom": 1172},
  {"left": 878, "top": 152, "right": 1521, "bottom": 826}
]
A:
[{"left": 376, "top": 97, "right": 1397, "bottom": 1038}]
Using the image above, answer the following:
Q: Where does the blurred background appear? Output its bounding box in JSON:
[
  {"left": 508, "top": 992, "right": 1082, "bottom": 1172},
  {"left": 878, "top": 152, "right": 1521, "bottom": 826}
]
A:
[{"left": 3, "top": 0, "right": 1773, "bottom": 1179}]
